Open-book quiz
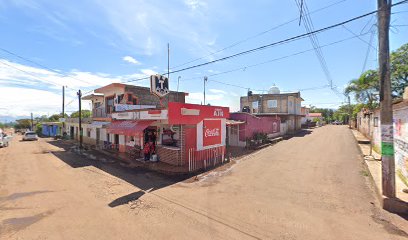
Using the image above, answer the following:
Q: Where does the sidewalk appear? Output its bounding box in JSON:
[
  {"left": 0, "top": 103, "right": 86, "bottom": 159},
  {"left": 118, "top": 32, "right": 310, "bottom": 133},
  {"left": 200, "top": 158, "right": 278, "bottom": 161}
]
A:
[
  {"left": 351, "top": 129, "right": 408, "bottom": 214},
  {"left": 94, "top": 148, "right": 190, "bottom": 175}
]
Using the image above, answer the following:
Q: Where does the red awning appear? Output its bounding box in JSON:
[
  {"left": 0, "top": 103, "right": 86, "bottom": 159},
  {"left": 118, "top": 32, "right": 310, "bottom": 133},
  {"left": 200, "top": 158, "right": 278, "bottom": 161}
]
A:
[{"left": 106, "top": 120, "right": 154, "bottom": 136}]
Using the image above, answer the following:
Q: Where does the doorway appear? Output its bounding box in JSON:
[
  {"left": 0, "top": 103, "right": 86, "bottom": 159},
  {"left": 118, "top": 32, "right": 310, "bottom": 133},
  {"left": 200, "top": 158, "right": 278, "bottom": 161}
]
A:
[
  {"left": 114, "top": 134, "right": 119, "bottom": 150},
  {"left": 70, "top": 126, "right": 74, "bottom": 139},
  {"left": 96, "top": 128, "right": 100, "bottom": 144}
]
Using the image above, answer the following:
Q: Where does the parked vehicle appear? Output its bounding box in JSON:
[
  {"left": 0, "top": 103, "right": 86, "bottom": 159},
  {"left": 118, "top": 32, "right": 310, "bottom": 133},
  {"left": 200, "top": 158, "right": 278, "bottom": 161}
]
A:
[
  {"left": 0, "top": 132, "right": 11, "bottom": 147},
  {"left": 22, "top": 131, "right": 38, "bottom": 141}
]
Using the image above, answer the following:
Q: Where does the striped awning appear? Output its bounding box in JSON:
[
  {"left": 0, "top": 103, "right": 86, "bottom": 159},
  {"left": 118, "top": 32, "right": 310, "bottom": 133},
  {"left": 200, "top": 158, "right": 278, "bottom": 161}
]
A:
[{"left": 106, "top": 120, "right": 154, "bottom": 136}]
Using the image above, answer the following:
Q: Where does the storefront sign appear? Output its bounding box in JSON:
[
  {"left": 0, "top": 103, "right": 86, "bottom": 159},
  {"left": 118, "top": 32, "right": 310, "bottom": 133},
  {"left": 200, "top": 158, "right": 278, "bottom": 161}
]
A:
[
  {"left": 196, "top": 119, "right": 226, "bottom": 150},
  {"left": 150, "top": 74, "right": 169, "bottom": 98},
  {"left": 203, "top": 119, "right": 222, "bottom": 147},
  {"left": 112, "top": 112, "right": 135, "bottom": 120},
  {"left": 168, "top": 102, "right": 230, "bottom": 125},
  {"left": 139, "top": 110, "right": 168, "bottom": 120}
]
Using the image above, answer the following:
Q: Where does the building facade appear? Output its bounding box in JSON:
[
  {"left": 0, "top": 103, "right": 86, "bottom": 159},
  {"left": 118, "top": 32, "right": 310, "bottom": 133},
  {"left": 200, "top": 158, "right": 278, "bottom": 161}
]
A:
[
  {"left": 65, "top": 83, "right": 230, "bottom": 172},
  {"left": 357, "top": 90, "right": 408, "bottom": 184},
  {"left": 240, "top": 90, "right": 303, "bottom": 133}
]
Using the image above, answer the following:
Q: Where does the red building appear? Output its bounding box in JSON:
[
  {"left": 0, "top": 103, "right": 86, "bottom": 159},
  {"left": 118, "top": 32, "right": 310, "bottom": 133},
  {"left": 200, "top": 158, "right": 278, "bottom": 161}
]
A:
[{"left": 228, "top": 112, "right": 281, "bottom": 147}]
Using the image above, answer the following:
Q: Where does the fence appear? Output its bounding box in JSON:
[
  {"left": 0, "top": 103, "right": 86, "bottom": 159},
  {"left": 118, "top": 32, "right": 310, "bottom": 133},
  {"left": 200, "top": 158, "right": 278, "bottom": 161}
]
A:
[{"left": 188, "top": 146, "right": 226, "bottom": 172}]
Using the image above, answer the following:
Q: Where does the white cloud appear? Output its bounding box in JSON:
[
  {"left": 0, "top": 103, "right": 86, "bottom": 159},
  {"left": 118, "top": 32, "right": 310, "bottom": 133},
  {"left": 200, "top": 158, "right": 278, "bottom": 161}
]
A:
[
  {"left": 0, "top": 59, "right": 157, "bottom": 117},
  {"left": 209, "top": 88, "right": 227, "bottom": 94},
  {"left": 186, "top": 90, "right": 240, "bottom": 111},
  {"left": 140, "top": 69, "right": 157, "bottom": 76},
  {"left": 185, "top": 0, "right": 207, "bottom": 10},
  {"left": 123, "top": 56, "right": 141, "bottom": 65}
]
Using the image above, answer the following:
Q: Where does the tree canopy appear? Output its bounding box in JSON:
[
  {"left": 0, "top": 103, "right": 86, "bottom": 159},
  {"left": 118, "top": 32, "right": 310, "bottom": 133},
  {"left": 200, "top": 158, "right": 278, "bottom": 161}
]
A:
[
  {"left": 344, "top": 42, "right": 408, "bottom": 115},
  {"left": 70, "top": 110, "right": 91, "bottom": 118}
]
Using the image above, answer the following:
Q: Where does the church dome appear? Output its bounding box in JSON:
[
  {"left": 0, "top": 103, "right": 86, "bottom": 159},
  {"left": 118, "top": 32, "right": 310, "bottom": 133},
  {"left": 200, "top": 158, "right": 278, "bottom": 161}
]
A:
[{"left": 268, "top": 86, "right": 280, "bottom": 94}]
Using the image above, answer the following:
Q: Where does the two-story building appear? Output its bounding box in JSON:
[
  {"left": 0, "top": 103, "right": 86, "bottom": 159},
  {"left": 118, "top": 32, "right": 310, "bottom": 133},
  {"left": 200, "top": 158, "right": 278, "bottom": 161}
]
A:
[
  {"left": 65, "top": 82, "right": 230, "bottom": 172},
  {"left": 240, "top": 86, "right": 304, "bottom": 133}
]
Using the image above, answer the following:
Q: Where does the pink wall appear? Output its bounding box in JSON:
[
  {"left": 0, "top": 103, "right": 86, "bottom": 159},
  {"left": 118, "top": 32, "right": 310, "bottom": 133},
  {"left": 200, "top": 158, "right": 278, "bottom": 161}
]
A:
[{"left": 230, "top": 113, "right": 280, "bottom": 141}]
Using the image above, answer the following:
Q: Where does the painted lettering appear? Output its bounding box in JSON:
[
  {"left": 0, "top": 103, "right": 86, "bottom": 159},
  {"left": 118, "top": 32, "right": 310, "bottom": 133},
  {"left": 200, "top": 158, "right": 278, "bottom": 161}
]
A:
[{"left": 205, "top": 128, "right": 220, "bottom": 137}]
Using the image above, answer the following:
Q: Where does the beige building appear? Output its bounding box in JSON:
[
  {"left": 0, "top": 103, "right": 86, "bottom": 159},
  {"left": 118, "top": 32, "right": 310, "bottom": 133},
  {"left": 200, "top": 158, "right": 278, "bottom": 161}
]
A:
[{"left": 240, "top": 86, "right": 304, "bottom": 133}]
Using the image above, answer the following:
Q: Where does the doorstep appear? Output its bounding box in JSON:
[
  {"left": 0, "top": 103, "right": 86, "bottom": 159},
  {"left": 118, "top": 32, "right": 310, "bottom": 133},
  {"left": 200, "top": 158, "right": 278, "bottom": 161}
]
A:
[{"left": 351, "top": 129, "right": 408, "bottom": 214}]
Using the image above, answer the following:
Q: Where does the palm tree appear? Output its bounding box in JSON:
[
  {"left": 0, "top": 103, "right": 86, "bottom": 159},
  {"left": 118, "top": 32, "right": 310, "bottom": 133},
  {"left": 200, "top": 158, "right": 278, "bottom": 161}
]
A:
[{"left": 345, "top": 70, "right": 379, "bottom": 110}]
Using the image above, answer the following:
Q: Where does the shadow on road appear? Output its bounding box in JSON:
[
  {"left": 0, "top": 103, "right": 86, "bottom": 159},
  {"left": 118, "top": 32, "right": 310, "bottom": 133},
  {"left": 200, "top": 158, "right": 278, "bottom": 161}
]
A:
[
  {"left": 284, "top": 129, "right": 313, "bottom": 139},
  {"left": 108, "top": 190, "right": 145, "bottom": 207},
  {"left": 47, "top": 140, "right": 190, "bottom": 208}
]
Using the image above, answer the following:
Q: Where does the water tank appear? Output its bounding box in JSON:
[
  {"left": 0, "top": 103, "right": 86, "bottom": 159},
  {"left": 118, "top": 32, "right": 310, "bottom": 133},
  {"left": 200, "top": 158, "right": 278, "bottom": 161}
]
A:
[{"left": 268, "top": 85, "right": 280, "bottom": 94}]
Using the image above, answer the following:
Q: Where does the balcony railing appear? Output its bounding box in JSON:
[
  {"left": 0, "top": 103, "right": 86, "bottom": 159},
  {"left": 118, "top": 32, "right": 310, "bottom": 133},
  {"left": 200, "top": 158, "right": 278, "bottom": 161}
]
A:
[{"left": 92, "top": 107, "right": 111, "bottom": 118}]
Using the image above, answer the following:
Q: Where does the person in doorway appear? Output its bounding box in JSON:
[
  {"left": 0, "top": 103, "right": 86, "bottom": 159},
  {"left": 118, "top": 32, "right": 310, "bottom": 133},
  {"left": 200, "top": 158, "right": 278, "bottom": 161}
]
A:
[{"left": 143, "top": 142, "right": 151, "bottom": 161}]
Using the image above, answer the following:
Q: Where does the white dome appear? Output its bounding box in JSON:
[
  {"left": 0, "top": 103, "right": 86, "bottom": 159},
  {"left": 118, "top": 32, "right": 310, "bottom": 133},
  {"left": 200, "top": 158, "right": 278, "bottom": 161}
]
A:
[{"left": 268, "top": 86, "right": 280, "bottom": 94}]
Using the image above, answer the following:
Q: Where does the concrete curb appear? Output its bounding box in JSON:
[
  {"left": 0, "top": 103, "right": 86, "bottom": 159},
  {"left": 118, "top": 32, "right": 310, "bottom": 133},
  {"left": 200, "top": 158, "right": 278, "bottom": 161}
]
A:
[{"left": 349, "top": 128, "right": 408, "bottom": 214}]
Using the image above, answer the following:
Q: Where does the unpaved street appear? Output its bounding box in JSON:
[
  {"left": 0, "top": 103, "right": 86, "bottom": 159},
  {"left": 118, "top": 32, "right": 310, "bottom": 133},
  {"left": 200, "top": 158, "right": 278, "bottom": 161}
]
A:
[{"left": 0, "top": 126, "right": 407, "bottom": 239}]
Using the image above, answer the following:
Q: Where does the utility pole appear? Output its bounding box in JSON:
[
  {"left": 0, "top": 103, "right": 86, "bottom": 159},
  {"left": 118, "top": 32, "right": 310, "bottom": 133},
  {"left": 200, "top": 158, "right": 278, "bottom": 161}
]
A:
[
  {"left": 348, "top": 95, "right": 352, "bottom": 128},
  {"left": 177, "top": 76, "right": 181, "bottom": 102},
  {"left": 378, "top": 0, "right": 395, "bottom": 198},
  {"left": 167, "top": 43, "right": 170, "bottom": 80},
  {"left": 203, "top": 76, "right": 208, "bottom": 105},
  {"left": 62, "top": 86, "right": 65, "bottom": 135},
  {"left": 77, "top": 90, "right": 83, "bottom": 149},
  {"left": 30, "top": 112, "right": 33, "bottom": 131}
]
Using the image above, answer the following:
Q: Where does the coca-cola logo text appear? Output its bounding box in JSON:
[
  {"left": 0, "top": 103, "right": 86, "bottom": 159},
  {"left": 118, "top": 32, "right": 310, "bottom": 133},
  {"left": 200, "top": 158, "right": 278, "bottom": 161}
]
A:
[{"left": 205, "top": 128, "right": 220, "bottom": 137}]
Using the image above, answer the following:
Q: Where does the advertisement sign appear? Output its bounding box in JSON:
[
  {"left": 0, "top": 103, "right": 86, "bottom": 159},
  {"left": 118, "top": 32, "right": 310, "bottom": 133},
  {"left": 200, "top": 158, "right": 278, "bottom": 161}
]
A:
[
  {"left": 196, "top": 118, "right": 226, "bottom": 150},
  {"left": 203, "top": 119, "right": 222, "bottom": 147},
  {"left": 150, "top": 74, "right": 169, "bottom": 98},
  {"left": 168, "top": 102, "right": 230, "bottom": 125}
]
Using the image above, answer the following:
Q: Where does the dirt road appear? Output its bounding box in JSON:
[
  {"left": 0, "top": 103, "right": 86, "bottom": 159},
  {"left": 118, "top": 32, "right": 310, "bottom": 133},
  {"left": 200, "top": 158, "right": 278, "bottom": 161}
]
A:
[{"left": 0, "top": 126, "right": 407, "bottom": 239}]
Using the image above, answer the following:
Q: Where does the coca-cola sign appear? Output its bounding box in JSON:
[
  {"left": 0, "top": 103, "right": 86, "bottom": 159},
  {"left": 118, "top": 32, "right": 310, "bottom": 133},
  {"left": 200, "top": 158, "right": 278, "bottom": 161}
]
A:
[
  {"left": 203, "top": 119, "right": 222, "bottom": 147},
  {"left": 205, "top": 128, "right": 220, "bottom": 137}
]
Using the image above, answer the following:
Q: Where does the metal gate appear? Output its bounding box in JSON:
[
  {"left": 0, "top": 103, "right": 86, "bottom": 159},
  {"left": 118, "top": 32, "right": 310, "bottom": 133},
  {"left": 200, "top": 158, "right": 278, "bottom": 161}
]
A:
[{"left": 188, "top": 146, "right": 225, "bottom": 172}]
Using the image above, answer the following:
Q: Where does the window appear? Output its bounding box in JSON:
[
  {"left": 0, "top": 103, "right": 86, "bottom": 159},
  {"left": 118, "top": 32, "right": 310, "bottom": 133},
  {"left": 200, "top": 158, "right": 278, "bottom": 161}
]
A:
[
  {"left": 127, "top": 94, "right": 132, "bottom": 102},
  {"left": 117, "top": 94, "right": 124, "bottom": 104},
  {"left": 132, "top": 98, "right": 138, "bottom": 105},
  {"left": 106, "top": 96, "right": 114, "bottom": 113},
  {"left": 252, "top": 101, "right": 258, "bottom": 109},
  {"left": 267, "top": 100, "right": 277, "bottom": 108},
  {"left": 87, "top": 129, "right": 91, "bottom": 137}
]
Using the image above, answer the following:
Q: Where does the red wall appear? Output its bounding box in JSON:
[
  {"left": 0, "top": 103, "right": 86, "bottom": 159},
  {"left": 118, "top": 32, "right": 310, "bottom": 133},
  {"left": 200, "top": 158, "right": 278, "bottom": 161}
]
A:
[{"left": 230, "top": 113, "right": 280, "bottom": 141}]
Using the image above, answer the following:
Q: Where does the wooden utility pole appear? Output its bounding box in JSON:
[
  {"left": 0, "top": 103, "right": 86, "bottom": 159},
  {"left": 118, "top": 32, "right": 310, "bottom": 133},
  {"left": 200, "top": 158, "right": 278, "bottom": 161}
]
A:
[
  {"left": 377, "top": 0, "right": 395, "bottom": 198},
  {"left": 62, "top": 86, "right": 65, "bottom": 135},
  {"left": 77, "top": 90, "right": 83, "bottom": 149},
  {"left": 348, "top": 95, "right": 352, "bottom": 128}
]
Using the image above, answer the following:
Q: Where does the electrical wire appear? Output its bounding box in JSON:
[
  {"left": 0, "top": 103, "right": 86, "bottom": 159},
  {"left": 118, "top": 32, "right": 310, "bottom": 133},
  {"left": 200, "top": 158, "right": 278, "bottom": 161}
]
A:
[
  {"left": 180, "top": 31, "right": 372, "bottom": 83},
  {"left": 171, "top": 0, "right": 348, "bottom": 69},
  {"left": 0, "top": 47, "right": 96, "bottom": 86},
  {"left": 125, "top": 0, "right": 408, "bottom": 83}
]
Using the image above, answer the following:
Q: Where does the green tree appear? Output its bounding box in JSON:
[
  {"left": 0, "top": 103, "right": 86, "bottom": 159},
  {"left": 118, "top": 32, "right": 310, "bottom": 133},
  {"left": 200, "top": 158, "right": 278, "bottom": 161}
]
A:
[
  {"left": 391, "top": 43, "right": 408, "bottom": 97},
  {"left": 15, "top": 119, "right": 32, "bottom": 130},
  {"left": 345, "top": 70, "right": 379, "bottom": 110},
  {"left": 70, "top": 110, "right": 91, "bottom": 118}
]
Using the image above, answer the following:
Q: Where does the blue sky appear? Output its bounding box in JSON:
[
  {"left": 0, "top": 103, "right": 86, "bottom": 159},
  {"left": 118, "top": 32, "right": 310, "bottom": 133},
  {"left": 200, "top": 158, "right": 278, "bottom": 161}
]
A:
[{"left": 0, "top": 0, "right": 407, "bottom": 120}]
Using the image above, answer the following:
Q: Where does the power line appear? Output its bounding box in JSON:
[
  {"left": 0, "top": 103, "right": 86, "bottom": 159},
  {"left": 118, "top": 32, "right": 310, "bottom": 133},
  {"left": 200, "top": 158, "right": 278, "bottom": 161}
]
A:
[
  {"left": 0, "top": 60, "right": 67, "bottom": 88},
  {"left": 125, "top": 0, "right": 408, "bottom": 83},
  {"left": 296, "top": 0, "right": 334, "bottom": 90},
  {"left": 361, "top": 30, "right": 376, "bottom": 74},
  {"left": 342, "top": 25, "right": 377, "bottom": 51},
  {"left": 171, "top": 0, "right": 348, "bottom": 69},
  {"left": 180, "top": 31, "right": 372, "bottom": 83},
  {"left": 0, "top": 47, "right": 96, "bottom": 86}
]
